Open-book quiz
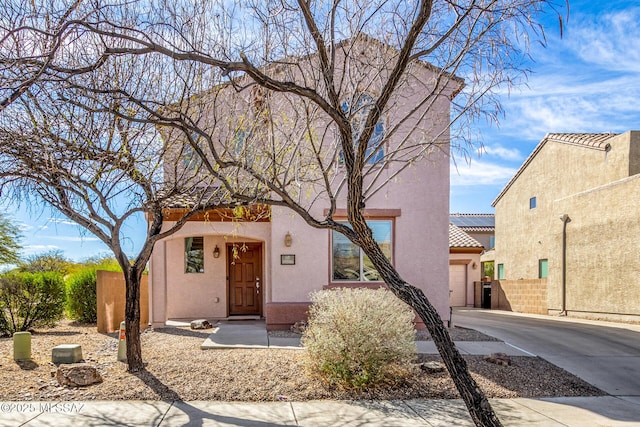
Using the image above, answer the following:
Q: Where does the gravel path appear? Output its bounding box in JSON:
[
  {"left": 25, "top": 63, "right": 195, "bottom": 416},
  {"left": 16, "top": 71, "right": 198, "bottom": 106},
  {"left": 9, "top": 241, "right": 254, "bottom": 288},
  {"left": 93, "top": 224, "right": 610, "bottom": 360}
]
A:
[{"left": 0, "top": 320, "right": 604, "bottom": 401}]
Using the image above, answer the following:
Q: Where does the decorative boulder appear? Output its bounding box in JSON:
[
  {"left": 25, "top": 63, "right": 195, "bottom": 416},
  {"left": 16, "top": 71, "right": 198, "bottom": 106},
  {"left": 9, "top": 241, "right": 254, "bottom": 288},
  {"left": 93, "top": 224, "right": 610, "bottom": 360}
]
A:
[
  {"left": 190, "top": 319, "right": 213, "bottom": 330},
  {"left": 484, "top": 352, "right": 512, "bottom": 366},
  {"left": 290, "top": 320, "right": 307, "bottom": 334},
  {"left": 420, "top": 361, "right": 446, "bottom": 373},
  {"left": 56, "top": 364, "right": 103, "bottom": 387}
]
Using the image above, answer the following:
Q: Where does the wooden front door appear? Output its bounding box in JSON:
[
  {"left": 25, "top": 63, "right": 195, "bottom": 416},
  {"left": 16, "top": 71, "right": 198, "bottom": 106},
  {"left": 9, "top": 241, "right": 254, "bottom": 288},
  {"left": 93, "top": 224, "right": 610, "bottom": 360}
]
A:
[{"left": 227, "top": 243, "right": 263, "bottom": 316}]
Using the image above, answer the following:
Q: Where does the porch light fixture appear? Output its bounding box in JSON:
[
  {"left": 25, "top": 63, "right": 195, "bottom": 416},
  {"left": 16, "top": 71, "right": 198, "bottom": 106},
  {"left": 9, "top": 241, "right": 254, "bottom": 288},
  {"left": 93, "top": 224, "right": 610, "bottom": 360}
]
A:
[
  {"left": 284, "top": 231, "right": 293, "bottom": 247},
  {"left": 213, "top": 245, "right": 220, "bottom": 258}
]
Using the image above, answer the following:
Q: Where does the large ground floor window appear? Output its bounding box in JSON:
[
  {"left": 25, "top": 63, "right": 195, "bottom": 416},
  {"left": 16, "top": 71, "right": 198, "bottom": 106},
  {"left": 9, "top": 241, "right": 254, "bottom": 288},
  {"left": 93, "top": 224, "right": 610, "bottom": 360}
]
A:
[{"left": 332, "top": 220, "right": 392, "bottom": 281}]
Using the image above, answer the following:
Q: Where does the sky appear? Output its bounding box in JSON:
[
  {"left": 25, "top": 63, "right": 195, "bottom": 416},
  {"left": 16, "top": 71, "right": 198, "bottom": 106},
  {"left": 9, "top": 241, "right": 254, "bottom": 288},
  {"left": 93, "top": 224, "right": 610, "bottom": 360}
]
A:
[
  {"left": 3, "top": 0, "right": 640, "bottom": 263},
  {"left": 450, "top": 0, "right": 640, "bottom": 212}
]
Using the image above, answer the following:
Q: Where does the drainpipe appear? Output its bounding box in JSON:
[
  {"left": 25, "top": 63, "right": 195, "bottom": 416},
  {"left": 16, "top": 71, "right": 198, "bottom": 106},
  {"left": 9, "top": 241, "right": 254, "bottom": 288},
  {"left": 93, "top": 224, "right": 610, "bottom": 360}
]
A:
[{"left": 559, "top": 214, "right": 571, "bottom": 316}]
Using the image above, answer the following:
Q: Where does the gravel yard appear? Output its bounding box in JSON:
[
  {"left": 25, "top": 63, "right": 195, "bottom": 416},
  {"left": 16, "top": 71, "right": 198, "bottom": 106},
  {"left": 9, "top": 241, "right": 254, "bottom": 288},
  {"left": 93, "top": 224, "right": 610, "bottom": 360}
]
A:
[{"left": 0, "top": 320, "right": 604, "bottom": 402}]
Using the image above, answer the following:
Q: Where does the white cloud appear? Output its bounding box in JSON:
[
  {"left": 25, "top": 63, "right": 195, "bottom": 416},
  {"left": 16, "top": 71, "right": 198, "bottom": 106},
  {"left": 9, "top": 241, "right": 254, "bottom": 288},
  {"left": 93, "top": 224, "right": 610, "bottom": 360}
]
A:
[
  {"left": 487, "top": 6, "right": 640, "bottom": 140},
  {"left": 568, "top": 8, "right": 640, "bottom": 73},
  {"left": 17, "top": 222, "right": 34, "bottom": 232},
  {"left": 47, "top": 218, "right": 78, "bottom": 226},
  {"left": 451, "top": 159, "right": 517, "bottom": 186},
  {"left": 493, "top": 73, "right": 640, "bottom": 140},
  {"left": 23, "top": 245, "right": 59, "bottom": 254},
  {"left": 42, "top": 236, "right": 101, "bottom": 242},
  {"left": 477, "top": 144, "right": 523, "bottom": 161}
]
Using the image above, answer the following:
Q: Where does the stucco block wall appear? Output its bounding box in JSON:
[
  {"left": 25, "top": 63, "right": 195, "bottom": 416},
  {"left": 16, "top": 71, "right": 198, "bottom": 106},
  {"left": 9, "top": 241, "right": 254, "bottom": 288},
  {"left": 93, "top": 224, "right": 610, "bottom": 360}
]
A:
[
  {"left": 490, "top": 279, "right": 547, "bottom": 315},
  {"left": 97, "top": 270, "right": 149, "bottom": 333},
  {"left": 550, "top": 174, "right": 640, "bottom": 318}
]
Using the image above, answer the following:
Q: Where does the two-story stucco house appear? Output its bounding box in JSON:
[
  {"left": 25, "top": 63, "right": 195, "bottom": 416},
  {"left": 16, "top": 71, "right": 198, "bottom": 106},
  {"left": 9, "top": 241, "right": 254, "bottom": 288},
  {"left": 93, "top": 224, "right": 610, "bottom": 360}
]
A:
[
  {"left": 147, "top": 37, "right": 463, "bottom": 330},
  {"left": 492, "top": 131, "right": 640, "bottom": 322}
]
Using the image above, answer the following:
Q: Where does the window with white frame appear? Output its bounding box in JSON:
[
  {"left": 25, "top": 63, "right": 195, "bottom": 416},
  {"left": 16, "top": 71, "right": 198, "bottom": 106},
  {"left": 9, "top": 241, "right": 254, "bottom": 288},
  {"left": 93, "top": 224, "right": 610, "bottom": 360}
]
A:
[
  {"left": 185, "top": 237, "right": 204, "bottom": 273},
  {"left": 331, "top": 220, "right": 392, "bottom": 281}
]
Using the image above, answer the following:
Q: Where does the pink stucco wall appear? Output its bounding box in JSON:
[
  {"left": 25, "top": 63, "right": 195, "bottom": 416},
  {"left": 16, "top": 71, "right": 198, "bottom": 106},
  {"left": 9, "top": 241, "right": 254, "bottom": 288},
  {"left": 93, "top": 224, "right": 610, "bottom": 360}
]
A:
[{"left": 150, "top": 221, "right": 271, "bottom": 325}]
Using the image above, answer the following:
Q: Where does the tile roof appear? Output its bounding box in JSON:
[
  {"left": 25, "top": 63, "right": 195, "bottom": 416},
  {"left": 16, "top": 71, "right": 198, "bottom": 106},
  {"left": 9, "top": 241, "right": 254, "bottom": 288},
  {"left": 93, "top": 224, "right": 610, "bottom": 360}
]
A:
[
  {"left": 492, "top": 132, "right": 619, "bottom": 206},
  {"left": 545, "top": 133, "right": 616, "bottom": 149},
  {"left": 449, "top": 224, "right": 484, "bottom": 249},
  {"left": 450, "top": 213, "right": 494, "bottom": 231}
]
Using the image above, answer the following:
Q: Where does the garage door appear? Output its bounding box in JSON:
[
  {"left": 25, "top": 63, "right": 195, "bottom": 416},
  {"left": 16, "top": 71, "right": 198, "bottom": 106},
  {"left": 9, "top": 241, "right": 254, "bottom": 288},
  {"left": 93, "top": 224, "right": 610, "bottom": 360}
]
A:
[{"left": 449, "top": 264, "right": 467, "bottom": 307}]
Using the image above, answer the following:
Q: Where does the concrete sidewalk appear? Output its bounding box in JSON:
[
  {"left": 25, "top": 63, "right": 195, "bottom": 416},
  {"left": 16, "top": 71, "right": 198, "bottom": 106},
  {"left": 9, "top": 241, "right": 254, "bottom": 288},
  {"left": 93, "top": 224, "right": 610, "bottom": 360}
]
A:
[
  {"left": 1, "top": 396, "right": 639, "bottom": 426},
  {"left": 200, "top": 320, "right": 531, "bottom": 356}
]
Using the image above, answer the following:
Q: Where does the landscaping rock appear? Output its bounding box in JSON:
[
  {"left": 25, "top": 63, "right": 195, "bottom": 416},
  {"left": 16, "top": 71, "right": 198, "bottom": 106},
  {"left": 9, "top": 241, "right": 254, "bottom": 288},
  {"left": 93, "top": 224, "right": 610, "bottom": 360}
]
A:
[
  {"left": 420, "top": 361, "right": 446, "bottom": 373},
  {"left": 484, "top": 352, "right": 512, "bottom": 366},
  {"left": 52, "top": 344, "right": 83, "bottom": 364},
  {"left": 56, "top": 364, "right": 103, "bottom": 387},
  {"left": 290, "top": 320, "right": 306, "bottom": 334},
  {"left": 190, "top": 319, "right": 213, "bottom": 330}
]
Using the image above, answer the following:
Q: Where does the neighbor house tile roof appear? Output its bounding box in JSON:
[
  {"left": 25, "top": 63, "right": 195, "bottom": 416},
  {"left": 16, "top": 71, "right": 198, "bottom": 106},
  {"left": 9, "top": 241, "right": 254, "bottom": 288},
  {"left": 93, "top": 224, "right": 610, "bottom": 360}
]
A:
[
  {"left": 449, "top": 224, "right": 484, "bottom": 249},
  {"left": 492, "top": 132, "right": 619, "bottom": 206},
  {"left": 450, "top": 213, "right": 494, "bottom": 232}
]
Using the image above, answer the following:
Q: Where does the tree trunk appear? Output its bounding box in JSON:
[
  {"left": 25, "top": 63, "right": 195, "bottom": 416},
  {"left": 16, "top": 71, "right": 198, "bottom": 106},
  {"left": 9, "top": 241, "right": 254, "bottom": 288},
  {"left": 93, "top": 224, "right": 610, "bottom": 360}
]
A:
[
  {"left": 123, "top": 268, "right": 144, "bottom": 372},
  {"left": 355, "top": 232, "right": 502, "bottom": 427},
  {"left": 389, "top": 279, "right": 502, "bottom": 427}
]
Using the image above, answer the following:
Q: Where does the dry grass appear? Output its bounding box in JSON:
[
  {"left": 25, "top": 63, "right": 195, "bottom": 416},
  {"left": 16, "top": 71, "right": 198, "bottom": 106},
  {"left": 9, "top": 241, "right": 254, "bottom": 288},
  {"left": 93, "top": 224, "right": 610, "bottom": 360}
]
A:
[{"left": 0, "top": 320, "right": 604, "bottom": 402}]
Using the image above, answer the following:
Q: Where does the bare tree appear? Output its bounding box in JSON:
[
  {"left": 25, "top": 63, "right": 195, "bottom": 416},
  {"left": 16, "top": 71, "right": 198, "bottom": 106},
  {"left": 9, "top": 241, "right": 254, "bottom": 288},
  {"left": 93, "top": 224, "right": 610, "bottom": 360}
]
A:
[
  {"left": 0, "top": 1, "right": 563, "bottom": 425},
  {"left": 0, "top": 0, "right": 107, "bottom": 112},
  {"left": 0, "top": 44, "right": 251, "bottom": 370}
]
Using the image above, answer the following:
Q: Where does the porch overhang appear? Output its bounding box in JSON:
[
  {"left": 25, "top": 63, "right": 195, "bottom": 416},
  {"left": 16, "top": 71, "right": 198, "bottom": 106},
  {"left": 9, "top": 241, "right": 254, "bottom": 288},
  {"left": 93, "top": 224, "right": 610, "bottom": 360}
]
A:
[{"left": 162, "top": 204, "right": 271, "bottom": 222}]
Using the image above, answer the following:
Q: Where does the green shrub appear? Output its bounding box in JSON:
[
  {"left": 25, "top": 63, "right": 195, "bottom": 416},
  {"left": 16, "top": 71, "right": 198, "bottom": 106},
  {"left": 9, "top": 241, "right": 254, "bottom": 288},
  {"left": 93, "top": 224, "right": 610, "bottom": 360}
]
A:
[
  {"left": 0, "top": 272, "right": 66, "bottom": 335},
  {"left": 66, "top": 268, "right": 97, "bottom": 323},
  {"left": 302, "top": 287, "right": 417, "bottom": 390}
]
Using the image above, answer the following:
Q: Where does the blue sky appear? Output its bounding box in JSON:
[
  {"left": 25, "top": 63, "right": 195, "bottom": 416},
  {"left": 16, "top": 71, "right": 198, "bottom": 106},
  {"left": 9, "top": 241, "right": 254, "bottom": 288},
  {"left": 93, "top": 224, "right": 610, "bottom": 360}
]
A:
[
  {"left": 3, "top": 0, "right": 640, "bottom": 262},
  {"left": 451, "top": 0, "right": 640, "bottom": 212}
]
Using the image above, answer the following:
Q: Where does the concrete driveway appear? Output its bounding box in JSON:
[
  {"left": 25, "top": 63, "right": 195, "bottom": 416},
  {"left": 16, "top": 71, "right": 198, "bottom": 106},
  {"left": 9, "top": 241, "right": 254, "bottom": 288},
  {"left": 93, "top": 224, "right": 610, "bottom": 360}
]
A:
[{"left": 453, "top": 308, "right": 640, "bottom": 396}]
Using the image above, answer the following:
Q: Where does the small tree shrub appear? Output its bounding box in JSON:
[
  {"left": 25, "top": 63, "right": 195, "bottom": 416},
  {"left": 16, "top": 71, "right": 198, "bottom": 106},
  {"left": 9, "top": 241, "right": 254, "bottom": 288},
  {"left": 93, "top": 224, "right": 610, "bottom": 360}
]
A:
[
  {"left": 0, "top": 272, "right": 66, "bottom": 335},
  {"left": 302, "top": 287, "right": 417, "bottom": 390},
  {"left": 66, "top": 268, "right": 97, "bottom": 323}
]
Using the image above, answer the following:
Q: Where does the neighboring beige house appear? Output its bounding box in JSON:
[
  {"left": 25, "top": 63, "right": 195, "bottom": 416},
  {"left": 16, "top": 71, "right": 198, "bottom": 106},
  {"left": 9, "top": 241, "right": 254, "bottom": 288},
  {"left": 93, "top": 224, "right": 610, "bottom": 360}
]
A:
[
  {"left": 492, "top": 131, "right": 640, "bottom": 322},
  {"left": 449, "top": 224, "right": 483, "bottom": 307},
  {"left": 148, "top": 37, "right": 463, "bottom": 330}
]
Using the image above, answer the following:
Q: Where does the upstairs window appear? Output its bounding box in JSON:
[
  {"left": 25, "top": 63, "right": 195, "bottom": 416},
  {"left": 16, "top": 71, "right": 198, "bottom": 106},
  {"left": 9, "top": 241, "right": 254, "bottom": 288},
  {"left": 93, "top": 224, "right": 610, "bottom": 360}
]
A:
[
  {"left": 340, "top": 93, "right": 385, "bottom": 164},
  {"left": 529, "top": 197, "right": 537, "bottom": 209},
  {"left": 183, "top": 133, "right": 203, "bottom": 171},
  {"left": 185, "top": 237, "right": 204, "bottom": 273},
  {"left": 332, "top": 220, "right": 392, "bottom": 281},
  {"left": 497, "top": 263, "right": 505, "bottom": 280}
]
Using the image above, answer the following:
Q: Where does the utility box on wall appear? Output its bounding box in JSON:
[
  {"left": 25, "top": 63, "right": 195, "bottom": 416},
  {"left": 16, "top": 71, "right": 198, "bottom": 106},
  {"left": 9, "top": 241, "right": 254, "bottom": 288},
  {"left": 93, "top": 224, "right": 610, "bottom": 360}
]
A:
[{"left": 96, "top": 270, "right": 149, "bottom": 333}]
